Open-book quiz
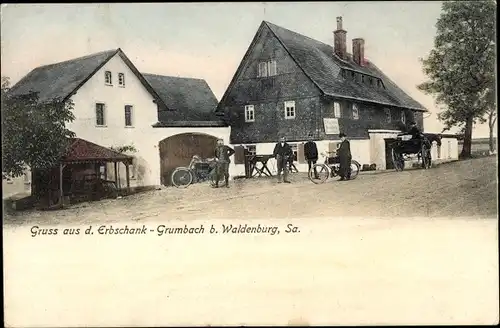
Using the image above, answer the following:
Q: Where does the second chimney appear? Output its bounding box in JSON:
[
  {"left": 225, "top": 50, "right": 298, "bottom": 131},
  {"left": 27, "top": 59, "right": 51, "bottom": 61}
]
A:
[
  {"left": 333, "top": 16, "right": 347, "bottom": 59},
  {"left": 352, "top": 38, "right": 365, "bottom": 66}
]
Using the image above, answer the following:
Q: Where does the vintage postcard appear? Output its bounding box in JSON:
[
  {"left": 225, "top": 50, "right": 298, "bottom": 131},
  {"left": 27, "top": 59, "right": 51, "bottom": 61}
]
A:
[{"left": 2, "top": 2, "right": 498, "bottom": 327}]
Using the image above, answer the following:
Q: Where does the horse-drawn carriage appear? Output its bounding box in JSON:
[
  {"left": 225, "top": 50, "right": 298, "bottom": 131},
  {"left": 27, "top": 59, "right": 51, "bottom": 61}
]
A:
[{"left": 390, "top": 133, "right": 441, "bottom": 171}]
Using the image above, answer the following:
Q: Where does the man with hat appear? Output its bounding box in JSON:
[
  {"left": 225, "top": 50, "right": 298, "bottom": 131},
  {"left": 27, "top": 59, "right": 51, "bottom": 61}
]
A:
[
  {"left": 214, "top": 138, "right": 235, "bottom": 188},
  {"left": 408, "top": 121, "right": 422, "bottom": 140},
  {"left": 304, "top": 134, "right": 319, "bottom": 179},
  {"left": 337, "top": 132, "right": 352, "bottom": 181},
  {"left": 273, "top": 136, "right": 293, "bottom": 183}
]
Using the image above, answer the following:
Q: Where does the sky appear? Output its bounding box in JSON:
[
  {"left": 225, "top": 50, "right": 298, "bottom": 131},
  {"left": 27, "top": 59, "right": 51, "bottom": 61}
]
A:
[{"left": 0, "top": 2, "right": 496, "bottom": 137}]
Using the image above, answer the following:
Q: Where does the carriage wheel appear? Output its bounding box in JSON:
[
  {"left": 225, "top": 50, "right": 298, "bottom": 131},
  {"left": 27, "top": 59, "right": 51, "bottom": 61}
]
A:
[
  {"left": 349, "top": 160, "right": 361, "bottom": 180},
  {"left": 171, "top": 168, "right": 194, "bottom": 188},
  {"left": 391, "top": 148, "right": 405, "bottom": 171},
  {"left": 309, "top": 164, "right": 329, "bottom": 184},
  {"left": 421, "top": 144, "right": 432, "bottom": 169}
]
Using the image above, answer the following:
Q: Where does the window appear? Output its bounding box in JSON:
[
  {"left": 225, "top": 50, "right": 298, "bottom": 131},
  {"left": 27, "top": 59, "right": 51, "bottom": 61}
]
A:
[
  {"left": 400, "top": 110, "right": 406, "bottom": 124},
  {"left": 361, "top": 75, "right": 365, "bottom": 83},
  {"left": 352, "top": 104, "right": 359, "bottom": 120},
  {"left": 350, "top": 71, "right": 355, "bottom": 79},
  {"left": 245, "top": 145, "right": 256, "bottom": 156},
  {"left": 258, "top": 60, "right": 277, "bottom": 77},
  {"left": 96, "top": 103, "right": 106, "bottom": 126},
  {"left": 105, "top": 71, "right": 112, "bottom": 85},
  {"left": 258, "top": 62, "right": 268, "bottom": 77},
  {"left": 384, "top": 108, "right": 391, "bottom": 123},
  {"left": 369, "top": 77, "right": 374, "bottom": 85},
  {"left": 284, "top": 101, "right": 296, "bottom": 119},
  {"left": 268, "top": 60, "right": 277, "bottom": 76},
  {"left": 118, "top": 73, "right": 125, "bottom": 87},
  {"left": 245, "top": 105, "right": 255, "bottom": 122},
  {"left": 124, "top": 105, "right": 133, "bottom": 126},
  {"left": 290, "top": 143, "right": 298, "bottom": 161},
  {"left": 333, "top": 102, "right": 342, "bottom": 118}
]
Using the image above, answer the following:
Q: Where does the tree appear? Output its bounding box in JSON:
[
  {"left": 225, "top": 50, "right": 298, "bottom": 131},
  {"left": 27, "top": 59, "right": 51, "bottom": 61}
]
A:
[
  {"left": 1, "top": 76, "right": 76, "bottom": 178},
  {"left": 417, "top": 0, "right": 496, "bottom": 158}
]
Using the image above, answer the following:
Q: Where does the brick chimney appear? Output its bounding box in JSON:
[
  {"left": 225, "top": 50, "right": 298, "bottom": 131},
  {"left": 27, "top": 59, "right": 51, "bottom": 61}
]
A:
[
  {"left": 352, "top": 38, "right": 365, "bottom": 66},
  {"left": 333, "top": 16, "right": 347, "bottom": 59}
]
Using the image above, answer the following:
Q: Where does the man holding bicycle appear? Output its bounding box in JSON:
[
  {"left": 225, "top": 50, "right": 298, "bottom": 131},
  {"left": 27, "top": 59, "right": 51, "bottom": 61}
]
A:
[{"left": 214, "top": 138, "right": 235, "bottom": 188}]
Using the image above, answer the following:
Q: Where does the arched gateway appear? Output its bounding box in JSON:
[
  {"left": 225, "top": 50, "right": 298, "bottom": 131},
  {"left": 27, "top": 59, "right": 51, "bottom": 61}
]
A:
[{"left": 158, "top": 133, "right": 219, "bottom": 186}]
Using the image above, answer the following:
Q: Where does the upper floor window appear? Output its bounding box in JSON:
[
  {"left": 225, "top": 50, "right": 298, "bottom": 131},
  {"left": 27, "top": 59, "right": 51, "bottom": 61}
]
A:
[
  {"left": 118, "top": 73, "right": 125, "bottom": 87},
  {"left": 96, "top": 103, "right": 106, "bottom": 126},
  {"left": 245, "top": 105, "right": 255, "bottom": 122},
  {"left": 284, "top": 101, "right": 296, "bottom": 119},
  {"left": 258, "top": 60, "right": 277, "bottom": 77},
  {"left": 333, "top": 102, "right": 342, "bottom": 118},
  {"left": 400, "top": 110, "right": 406, "bottom": 124},
  {"left": 369, "top": 77, "right": 374, "bottom": 86},
  {"left": 124, "top": 105, "right": 133, "bottom": 127},
  {"left": 352, "top": 104, "right": 360, "bottom": 120},
  {"left": 104, "top": 71, "right": 112, "bottom": 85},
  {"left": 384, "top": 108, "right": 391, "bottom": 123}
]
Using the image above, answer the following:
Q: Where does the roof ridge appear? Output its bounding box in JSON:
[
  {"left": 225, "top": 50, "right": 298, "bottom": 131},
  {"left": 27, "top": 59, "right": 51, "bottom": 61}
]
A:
[
  {"left": 35, "top": 49, "right": 118, "bottom": 70},
  {"left": 142, "top": 73, "right": 206, "bottom": 81}
]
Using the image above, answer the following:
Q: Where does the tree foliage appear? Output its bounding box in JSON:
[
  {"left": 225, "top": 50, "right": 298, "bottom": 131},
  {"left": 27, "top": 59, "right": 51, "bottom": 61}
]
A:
[
  {"left": 110, "top": 144, "right": 138, "bottom": 154},
  {"left": 1, "top": 76, "right": 76, "bottom": 178},
  {"left": 417, "top": 0, "right": 496, "bottom": 157}
]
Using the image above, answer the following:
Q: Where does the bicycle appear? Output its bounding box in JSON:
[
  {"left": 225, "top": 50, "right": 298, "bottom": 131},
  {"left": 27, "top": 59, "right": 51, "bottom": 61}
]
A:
[
  {"left": 309, "top": 151, "right": 361, "bottom": 184},
  {"left": 171, "top": 155, "right": 219, "bottom": 188}
]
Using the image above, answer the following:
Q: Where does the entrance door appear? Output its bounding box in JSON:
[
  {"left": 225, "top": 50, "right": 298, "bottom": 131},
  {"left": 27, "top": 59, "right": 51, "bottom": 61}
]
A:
[
  {"left": 158, "top": 133, "right": 219, "bottom": 186},
  {"left": 384, "top": 138, "right": 398, "bottom": 170}
]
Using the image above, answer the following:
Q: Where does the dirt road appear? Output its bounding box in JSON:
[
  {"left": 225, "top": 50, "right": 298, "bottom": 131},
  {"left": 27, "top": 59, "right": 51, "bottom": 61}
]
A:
[
  {"left": 3, "top": 156, "right": 497, "bottom": 227},
  {"left": 3, "top": 157, "right": 499, "bottom": 326}
]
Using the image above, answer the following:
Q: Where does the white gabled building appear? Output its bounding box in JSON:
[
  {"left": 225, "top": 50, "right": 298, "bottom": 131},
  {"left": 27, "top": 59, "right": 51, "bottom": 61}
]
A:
[{"left": 6, "top": 48, "right": 230, "bottom": 195}]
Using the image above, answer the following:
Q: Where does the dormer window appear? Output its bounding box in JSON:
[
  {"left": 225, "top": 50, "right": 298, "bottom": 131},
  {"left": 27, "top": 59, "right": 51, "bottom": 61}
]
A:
[
  {"left": 104, "top": 71, "right": 112, "bottom": 85},
  {"left": 361, "top": 75, "right": 365, "bottom": 83},
  {"left": 369, "top": 77, "right": 373, "bottom": 85},
  {"left": 350, "top": 71, "right": 355, "bottom": 79}
]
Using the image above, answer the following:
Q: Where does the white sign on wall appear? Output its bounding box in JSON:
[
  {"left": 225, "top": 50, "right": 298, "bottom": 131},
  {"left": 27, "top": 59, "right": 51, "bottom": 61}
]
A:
[{"left": 323, "top": 118, "right": 340, "bottom": 135}]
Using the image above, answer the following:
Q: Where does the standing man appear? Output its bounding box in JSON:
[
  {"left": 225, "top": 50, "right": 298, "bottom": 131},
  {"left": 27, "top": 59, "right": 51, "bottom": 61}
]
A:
[
  {"left": 304, "top": 134, "right": 319, "bottom": 179},
  {"left": 337, "top": 132, "right": 352, "bottom": 181},
  {"left": 273, "top": 137, "right": 293, "bottom": 183},
  {"left": 214, "top": 138, "right": 235, "bottom": 188}
]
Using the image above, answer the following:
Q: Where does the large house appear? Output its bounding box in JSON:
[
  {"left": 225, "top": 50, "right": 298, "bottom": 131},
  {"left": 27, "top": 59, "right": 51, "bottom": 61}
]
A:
[
  {"left": 216, "top": 18, "right": 459, "bottom": 175},
  {"left": 6, "top": 48, "right": 230, "bottom": 192}
]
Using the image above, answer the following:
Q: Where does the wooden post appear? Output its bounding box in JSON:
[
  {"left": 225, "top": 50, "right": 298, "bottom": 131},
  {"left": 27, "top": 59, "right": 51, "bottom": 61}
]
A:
[
  {"left": 59, "top": 164, "right": 66, "bottom": 207},
  {"left": 114, "top": 161, "right": 118, "bottom": 191},
  {"left": 125, "top": 162, "right": 130, "bottom": 194}
]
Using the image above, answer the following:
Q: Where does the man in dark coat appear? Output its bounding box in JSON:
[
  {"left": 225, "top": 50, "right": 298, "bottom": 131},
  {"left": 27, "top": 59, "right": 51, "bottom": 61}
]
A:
[
  {"left": 304, "top": 134, "right": 319, "bottom": 179},
  {"left": 273, "top": 137, "right": 293, "bottom": 183},
  {"left": 214, "top": 138, "right": 235, "bottom": 188},
  {"left": 337, "top": 132, "right": 352, "bottom": 181}
]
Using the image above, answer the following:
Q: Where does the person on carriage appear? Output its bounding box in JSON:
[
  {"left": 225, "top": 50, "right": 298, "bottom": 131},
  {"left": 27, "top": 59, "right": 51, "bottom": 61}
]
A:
[
  {"left": 214, "top": 138, "right": 235, "bottom": 188},
  {"left": 408, "top": 121, "right": 423, "bottom": 140},
  {"left": 337, "top": 132, "right": 352, "bottom": 181}
]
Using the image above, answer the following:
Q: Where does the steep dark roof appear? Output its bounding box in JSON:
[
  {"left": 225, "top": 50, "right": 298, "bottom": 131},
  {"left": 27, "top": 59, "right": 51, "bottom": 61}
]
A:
[
  {"left": 264, "top": 21, "right": 426, "bottom": 111},
  {"left": 63, "top": 138, "right": 133, "bottom": 164},
  {"left": 8, "top": 49, "right": 167, "bottom": 108},
  {"left": 142, "top": 73, "right": 220, "bottom": 121},
  {"left": 218, "top": 21, "right": 426, "bottom": 112}
]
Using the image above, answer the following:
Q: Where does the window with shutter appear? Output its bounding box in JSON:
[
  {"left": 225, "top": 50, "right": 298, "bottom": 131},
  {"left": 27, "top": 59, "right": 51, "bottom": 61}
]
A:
[
  {"left": 333, "top": 102, "right": 342, "bottom": 118},
  {"left": 234, "top": 146, "right": 245, "bottom": 164},
  {"left": 268, "top": 60, "right": 277, "bottom": 76}
]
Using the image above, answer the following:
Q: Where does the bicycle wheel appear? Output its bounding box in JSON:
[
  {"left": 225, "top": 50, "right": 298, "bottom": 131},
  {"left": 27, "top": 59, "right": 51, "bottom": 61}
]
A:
[
  {"left": 171, "top": 168, "right": 193, "bottom": 188},
  {"left": 309, "top": 164, "right": 329, "bottom": 184},
  {"left": 349, "top": 160, "right": 361, "bottom": 180}
]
